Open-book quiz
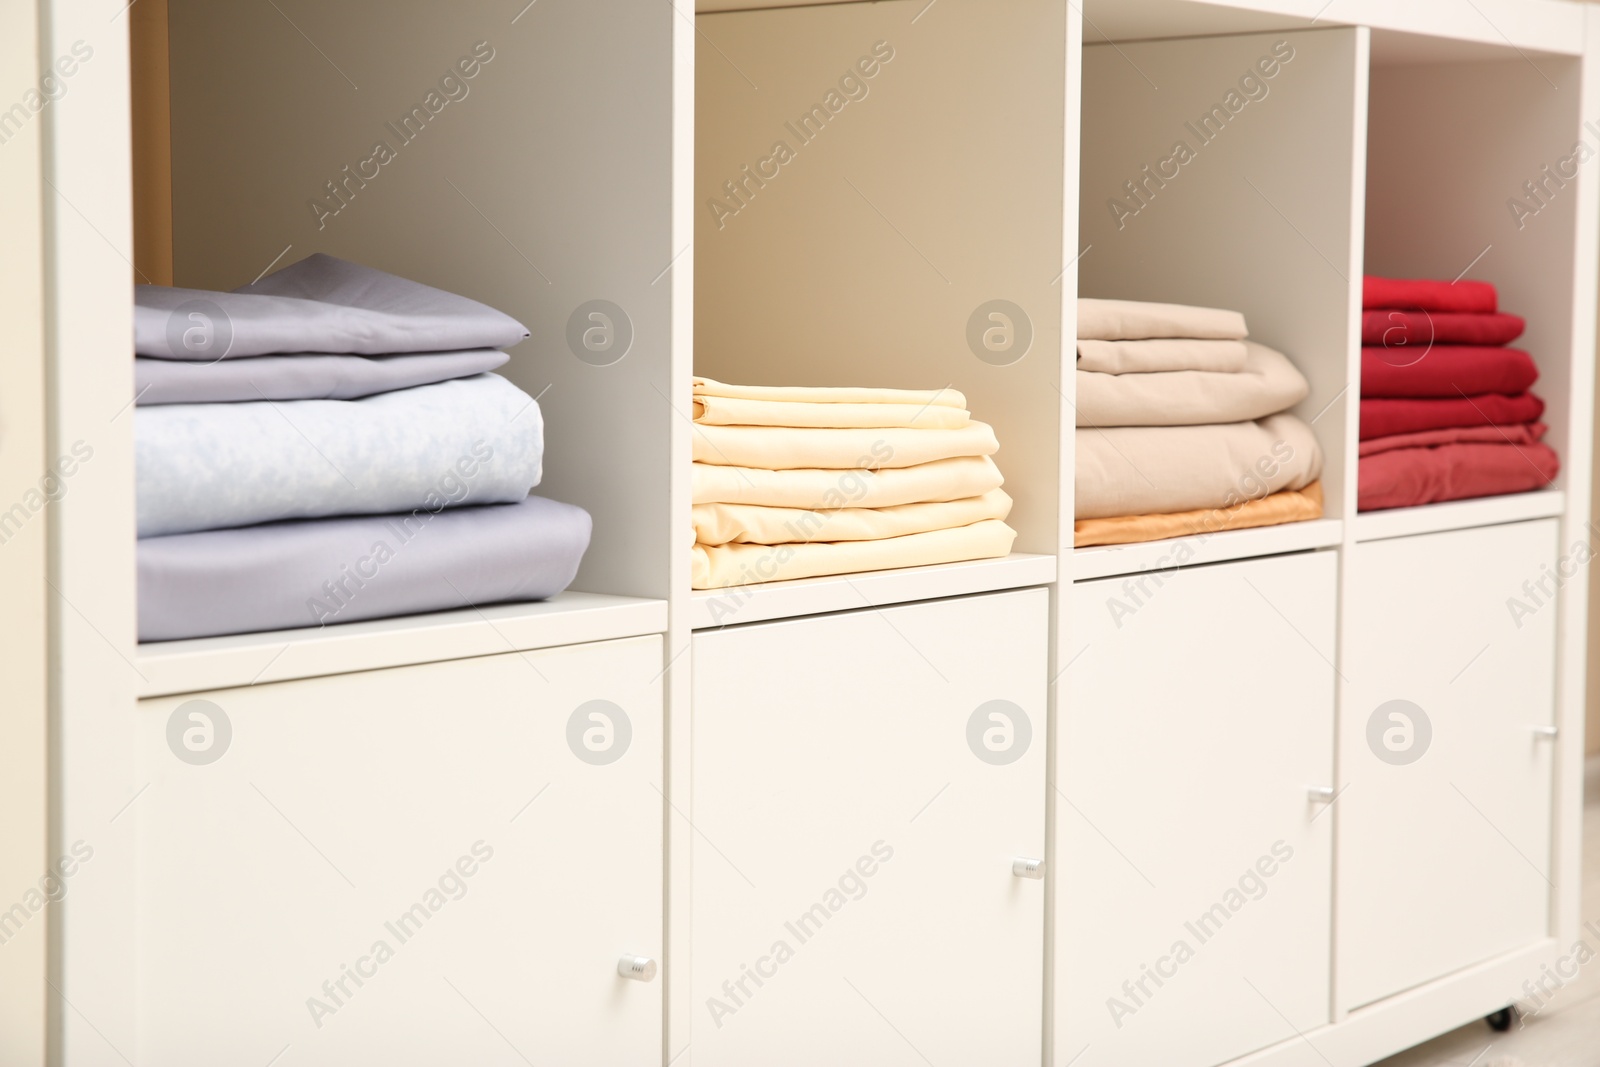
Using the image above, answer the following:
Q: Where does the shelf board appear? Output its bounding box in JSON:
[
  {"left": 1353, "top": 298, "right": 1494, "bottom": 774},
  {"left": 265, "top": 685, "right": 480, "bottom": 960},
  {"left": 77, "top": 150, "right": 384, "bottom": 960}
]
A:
[
  {"left": 1353, "top": 490, "right": 1566, "bottom": 544},
  {"left": 135, "top": 591, "right": 669, "bottom": 699},
  {"left": 690, "top": 552, "right": 1057, "bottom": 629},
  {"left": 1071, "top": 518, "right": 1342, "bottom": 582}
]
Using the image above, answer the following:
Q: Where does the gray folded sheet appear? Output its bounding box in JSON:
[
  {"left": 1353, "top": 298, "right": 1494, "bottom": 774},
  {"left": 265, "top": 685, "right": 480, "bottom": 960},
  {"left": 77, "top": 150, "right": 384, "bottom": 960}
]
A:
[
  {"left": 135, "top": 349, "right": 511, "bottom": 404},
  {"left": 138, "top": 496, "right": 592, "bottom": 642},
  {"left": 136, "top": 254, "right": 529, "bottom": 359},
  {"left": 136, "top": 373, "right": 542, "bottom": 537}
]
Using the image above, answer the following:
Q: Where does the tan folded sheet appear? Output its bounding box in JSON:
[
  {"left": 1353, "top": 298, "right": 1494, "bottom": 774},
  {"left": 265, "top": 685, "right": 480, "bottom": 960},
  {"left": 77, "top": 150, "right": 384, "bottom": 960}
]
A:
[
  {"left": 693, "top": 395, "right": 971, "bottom": 429},
  {"left": 1076, "top": 414, "right": 1323, "bottom": 519},
  {"left": 693, "top": 421, "right": 999, "bottom": 470},
  {"left": 1076, "top": 342, "right": 1309, "bottom": 427},
  {"left": 1074, "top": 482, "right": 1324, "bottom": 547},
  {"left": 1076, "top": 338, "right": 1249, "bottom": 375},
  {"left": 694, "top": 455, "right": 1005, "bottom": 508},
  {"left": 694, "top": 489, "right": 1013, "bottom": 547},
  {"left": 1077, "top": 298, "right": 1249, "bottom": 341},
  {"left": 692, "top": 519, "right": 1017, "bottom": 589},
  {"left": 694, "top": 376, "right": 967, "bottom": 409}
]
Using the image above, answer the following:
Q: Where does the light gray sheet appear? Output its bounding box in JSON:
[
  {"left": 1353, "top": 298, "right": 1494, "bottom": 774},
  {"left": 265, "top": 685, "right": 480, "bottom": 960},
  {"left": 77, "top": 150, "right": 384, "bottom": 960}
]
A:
[
  {"left": 138, "top": 496, "right": 592, "bottom": 642},
  {"left": 135, "top": 349, "right": 510, "bottom": 404},
  {"left": 136, "top": 373, "right": 542, "bottom": 537},
  {"left": 136, "top": 254, "right": 529, "bottom": 359}
]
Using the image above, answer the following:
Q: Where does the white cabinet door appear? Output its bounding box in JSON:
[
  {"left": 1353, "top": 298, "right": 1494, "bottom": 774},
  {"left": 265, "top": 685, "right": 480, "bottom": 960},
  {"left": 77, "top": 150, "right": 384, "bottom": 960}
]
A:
[
  {"left": 135, "top": 636, "right": 663, "bottom": 1067},
  {"left": 1340, "top": 520, "right": 1558, "bottom": 1008},
  {"left": 691, "top": 588, "right": 1049, "bottom": 1067},
  {"left": 1061, "top": 551, "right": 1338, "bottom": 1067}
]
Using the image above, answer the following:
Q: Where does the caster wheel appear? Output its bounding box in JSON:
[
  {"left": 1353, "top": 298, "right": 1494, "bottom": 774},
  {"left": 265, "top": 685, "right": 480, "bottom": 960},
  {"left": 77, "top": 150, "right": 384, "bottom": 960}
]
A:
[{"left": 1486, "top": 1006, "right": 1516, "bottom": 1032}]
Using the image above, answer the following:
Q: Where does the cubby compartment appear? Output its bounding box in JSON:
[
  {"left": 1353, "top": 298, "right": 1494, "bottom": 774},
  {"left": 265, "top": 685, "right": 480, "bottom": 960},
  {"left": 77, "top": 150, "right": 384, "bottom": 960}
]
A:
[{"left": 690, "top": 0, "right": 1068, "bottom": 615}]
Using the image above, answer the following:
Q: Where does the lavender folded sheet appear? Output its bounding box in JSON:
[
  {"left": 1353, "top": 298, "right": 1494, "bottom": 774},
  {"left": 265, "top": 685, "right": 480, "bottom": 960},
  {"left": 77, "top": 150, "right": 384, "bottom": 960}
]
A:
[
  {"left": 138, "top": 496, "right": 591, "bottom": 642},
  {"left": 134, "top": 349, "right": 511, "bottom": 404}
]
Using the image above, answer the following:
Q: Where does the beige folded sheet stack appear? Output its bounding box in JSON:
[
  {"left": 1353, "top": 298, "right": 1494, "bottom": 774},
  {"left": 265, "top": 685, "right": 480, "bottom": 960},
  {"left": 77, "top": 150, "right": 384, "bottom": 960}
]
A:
[
  {"left": 692, "top": 377, "right": 1017, "bottom": 589},
  {"left": 1075, "top": 298, "right": 1325, "bottom": 546}
]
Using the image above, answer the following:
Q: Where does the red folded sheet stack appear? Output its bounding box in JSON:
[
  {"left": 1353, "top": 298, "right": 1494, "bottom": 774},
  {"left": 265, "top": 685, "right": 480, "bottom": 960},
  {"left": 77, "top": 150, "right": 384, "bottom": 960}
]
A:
[{"left": 1359, "top": 275, "right": 1559, "bottom": 511}]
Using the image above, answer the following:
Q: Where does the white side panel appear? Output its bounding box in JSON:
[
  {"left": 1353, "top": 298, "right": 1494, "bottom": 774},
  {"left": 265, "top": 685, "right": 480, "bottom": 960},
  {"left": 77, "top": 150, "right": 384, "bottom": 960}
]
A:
[
  {"left": 1060, "top": 551, "right": 1337, "bottom": 1067},
  {"left": 135, "top": 636, "right": 663, "bottom": 1065},
  {"left": 691, "top": 588, "right": 1049, "bottom": 1066}
]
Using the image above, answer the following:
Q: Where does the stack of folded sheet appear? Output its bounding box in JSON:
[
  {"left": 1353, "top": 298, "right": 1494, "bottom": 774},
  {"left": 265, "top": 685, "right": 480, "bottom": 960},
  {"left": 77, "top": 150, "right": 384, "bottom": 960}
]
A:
[
  {"left": 1359, "top": 275, "right": 1559, "bottom": 510},
  {"left": 691, "top": 378, "right": 1017, "bottom": 588},
  {"left": 1074, "top": 298, "right": 1324, "bottom": 547},
  {"left": 135, "top": 254, "right": 592, "bottom": 641}
]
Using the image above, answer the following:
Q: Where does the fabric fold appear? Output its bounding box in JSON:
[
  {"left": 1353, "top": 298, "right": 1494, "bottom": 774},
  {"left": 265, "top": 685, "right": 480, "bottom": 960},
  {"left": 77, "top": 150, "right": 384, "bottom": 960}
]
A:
[
  {"left": 1359, "top": 422, "right": 1547, "bottom": 458},
  {"left": 693, "top": 376, "right": 966, "bottom": 409},
  {"left": 1359, "top": 392, "right": 1544, "bottom": 440},
  {"left": 1074, "top": 483, "right": 1323, "bottom": 548},
  {"left": 1360, "top": 309, "right": 1525, "bottom": 347},
  {"left": 1075, "top": 337, "right": 1249, "bottom": 375},
  {"left": 692, "top": 455, "right": 1005, "bottom": 510},
  {"left": 135, "top": 349, "right": 510, "bottom": 405},
  {"left": 1360, "top": 346, "right": 1538, "bottom": 399},
  {"left": 1359, "top": 442, "right": 1559, "bottom": 511},
  {"left": 1077, "top": 298, "right": 1248, "bottom": 341},
  {"left": 692, "top": 421, "right": 998, "bottom": 470},
  {"left": 1362, "top": 275, "right": 1497, "bottom": 314},
  {"left": 693, "top": 395, "right": 970, "bottom": 428},
  {"left": 692, "top": 519, "right": 1017, "bottom": 589},
  {"left": 693, "top": 489, "right": 1012, "bottom": 547},
  {"left": 1076, "top": 341, "right": 1309, "bottom": 428}
]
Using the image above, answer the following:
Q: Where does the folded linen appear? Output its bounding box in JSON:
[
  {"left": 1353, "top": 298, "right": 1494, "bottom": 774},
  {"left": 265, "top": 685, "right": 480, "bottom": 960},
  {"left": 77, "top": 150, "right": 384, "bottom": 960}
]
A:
[
  {"left": 1359, "top": 441, "right": 1559, "bottom": 511},
  {"left": 1077, "top": 298, "right": 1248, "bottom": 341},
  {"left": 1361, "top": 309, "right": 1525, "bottom": 347},
  {"left": 693, "top": 394, "right": 970, "bottom": 429},
  {"left": 1362, "top": 275, "right": 1497, "bottom": 314},
  {"left": 136, "top": 373, "right": 542, "bottom": 537},
  {"left": 138, "top": 496, "right": 591, "bottom": 642},
  {"left": 1075, "top": 338, "right": 1249, "bottom": 375},
  {"left": 692, "top": 455, "right": 1004, "bottom": 509},
  {"left": 691, "top": 519, "right": 1016, "bottom": 589},
  {"left": 1360, "top": 346, "right": 1538, "bottom": 399},
  {"left": 693, "top": 376, "right": 966, "bottom": 409},
  {"left": 136, "top": 254, "right": 528, "bottom": 359},
  {"left": 1075, "top": 414, "right": 1323, "bottom": 520},
  {"left": 134, "top": 349, "right": 511, "bottom": 405},
  {"left": 1073, "top": 482, "right": 1323, "bottom": 548},
  {"left": 1076, "top": 341, "right": 1309, "bottom": 428},
  {"left": 1359, "top": 421, "right": 1547, "bottom": 457},
  {"left": 692, "top": 421, "right": 998, "bottom": 470},
  {"left": 1359, "top": 392, "right": 1544, "bottom": 440},
  {"left": 692, "top": 489, "right": 1013, "bottom": 547}
]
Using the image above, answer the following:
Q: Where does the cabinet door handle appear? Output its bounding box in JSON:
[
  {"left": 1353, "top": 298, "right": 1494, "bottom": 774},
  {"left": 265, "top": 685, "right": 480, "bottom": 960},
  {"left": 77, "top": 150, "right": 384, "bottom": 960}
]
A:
[
  {"left": 618, "top": 955, "right": 658, "bottom": 982},
  {"left": 1012, "top": 857, "right": 1045, "bottom": 880},
  {"left": 1307, "top": 786, "right": 1337, "bottom": 802},
  {"left": 1532, "top": 725, "right": 1559, "bottom": 738}
]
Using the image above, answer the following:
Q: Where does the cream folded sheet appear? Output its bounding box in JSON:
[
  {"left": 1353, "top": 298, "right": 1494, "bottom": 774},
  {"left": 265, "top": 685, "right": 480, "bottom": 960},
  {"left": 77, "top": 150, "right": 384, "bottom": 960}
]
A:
[
  {"left": 693, "top": 455, "right": 1005, "bottom": 509},
  {"left": 1076, "top": 342, "right": 1309, "bottom": 427},
  {"left": 692, "top": 519, "right": 1017, "bottom": 589},
  {"left": 693, "top": 376, "right": 966, "bottom": 409},
  {"left": 1077, "top": 298, "right": 1248, "bottom": 341},
  {"left": 1075, "top": 414, "right": 1323, "bottom": 519},
  {"left": 693, "top": 422, "right": 998, "bottom": 470},
  {"left": 1076, "top": 338, "right": 1249, "bottom": 375},
  {"left": 693, "top": 489, "right": 1013, "bottom": 546},
  {"left": 693, "top": 395, "right": 971, "bottom": 429}
]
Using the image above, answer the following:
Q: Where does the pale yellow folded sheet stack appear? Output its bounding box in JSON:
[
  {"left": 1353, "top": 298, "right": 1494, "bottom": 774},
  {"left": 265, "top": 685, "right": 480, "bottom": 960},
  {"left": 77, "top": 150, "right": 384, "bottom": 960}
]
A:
[{"left": 691, "top": 377, "right": 1018, "bottom": 589}]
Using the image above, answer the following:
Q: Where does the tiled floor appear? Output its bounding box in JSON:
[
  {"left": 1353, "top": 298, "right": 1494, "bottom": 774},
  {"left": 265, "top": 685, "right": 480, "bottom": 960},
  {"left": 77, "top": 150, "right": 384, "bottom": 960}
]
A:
[{"left": 1374, "top": 760, "right": 1600, "bottom": 1067}]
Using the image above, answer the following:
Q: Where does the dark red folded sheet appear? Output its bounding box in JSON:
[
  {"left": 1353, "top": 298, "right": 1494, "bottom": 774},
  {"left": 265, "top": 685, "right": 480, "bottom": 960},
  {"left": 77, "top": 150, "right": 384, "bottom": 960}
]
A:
[
  {"left": 1359, "top": 440, "right": 1559, "bottom": 511},
  {"left": 1360, "top": 422, "right": 1546, "bottom": 457},
  {"left": 1361, "top": 346, "right": 1538, "bottom": 398},
  {"left": 1362, "top": 310, "right": 1525, "bottom": 347},
  {"left": 1363, "top": 275, "right": 1497, "bottom": 314},
  {"left": 1360, "top": 392, "right": 1545, "bottom": 440}
]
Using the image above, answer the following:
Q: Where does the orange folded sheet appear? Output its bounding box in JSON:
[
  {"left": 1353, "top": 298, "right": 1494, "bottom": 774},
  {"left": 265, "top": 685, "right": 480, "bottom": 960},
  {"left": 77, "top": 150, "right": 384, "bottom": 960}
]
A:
[{"left": 1074, "top": 482, "right": 1323, "bottom": 548}]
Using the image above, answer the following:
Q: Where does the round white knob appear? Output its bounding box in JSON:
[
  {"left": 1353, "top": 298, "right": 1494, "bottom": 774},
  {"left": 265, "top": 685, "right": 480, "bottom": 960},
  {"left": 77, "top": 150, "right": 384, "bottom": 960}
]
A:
[
  {"left": 618, "top": 955, "right": 658, "bottom": 982},
  {"left": 1012, "top": 857, "right": 1045, "bottom": 880},
  {"left": 1532, "top": 725, "right": 1559, "bottom": 738},
  {"left": 1307, "top": 785, "right": 1337, "bottom": 802}
]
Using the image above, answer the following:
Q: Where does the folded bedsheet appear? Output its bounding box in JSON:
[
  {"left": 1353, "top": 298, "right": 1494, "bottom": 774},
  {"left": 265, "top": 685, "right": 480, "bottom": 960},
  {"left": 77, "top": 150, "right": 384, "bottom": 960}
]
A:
[
  {"left": 136, "top": 254, "right": 529, "bottom": 359},
  {"left": 693, "top": 394, "right": 970, "bottom": 429},
  {"left": 1361, "top": 309, "right": 1525, "bottom": 347},
  {"left": 1075, "top": 414, "right": 1323, "bottom": 519},
  {"left": 1075, "top": 338, "right": 1249, "bottom": 375},
  {"left": 1360, "top": 346, "right": 1537, "bottom": 399},
  {"left": 1359, "top": 441, "right": 1559, "bottom": 511},
  {"left": 139, "top": 496, "right": 591, "bottom": 641},
  {"left": 692, "top": 489, "right": 1013, "bottom": 547},
  {"left": 1359, "top": 421, "right": 1547, "bottom": 457},
  {"left": 1362, "top": 275, "right": 1497, "bottom": 314},
  {"left": 1076, "top": 341, "right": 1308, "bottom": 427},
  {"left": 691, "top": 519, "right": 1016, "bottom": 589},
  {"left": 693, "top": 376, "right": 966, "bottom": 410},
  {"left": 692, "top": 455, "right": 1005, "bottom": 509},
  {"left": 135, "top": 349, "right": 510, "bottom": 404},
  {"left": 1077, "top": 298, "right": 1248, "bottom": 341},
  {"left": 1359, "top": 392, "right": 1544, "bottom": 440},
  {"left": 1073, "top": 482, "right": 1323, "bottom": 548},
  {"left": 136, "top": 373, "right": 542, "bottom": 537},
  {"left": 692, "top": 421, "right": 998, "bottom": 470}
]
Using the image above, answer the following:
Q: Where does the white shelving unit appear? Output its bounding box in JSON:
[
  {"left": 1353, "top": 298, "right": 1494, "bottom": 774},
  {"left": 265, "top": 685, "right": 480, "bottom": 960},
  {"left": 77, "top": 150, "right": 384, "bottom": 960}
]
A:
[{"left": 21, "top": 0, "right": 1598, "bottom": 1065}]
